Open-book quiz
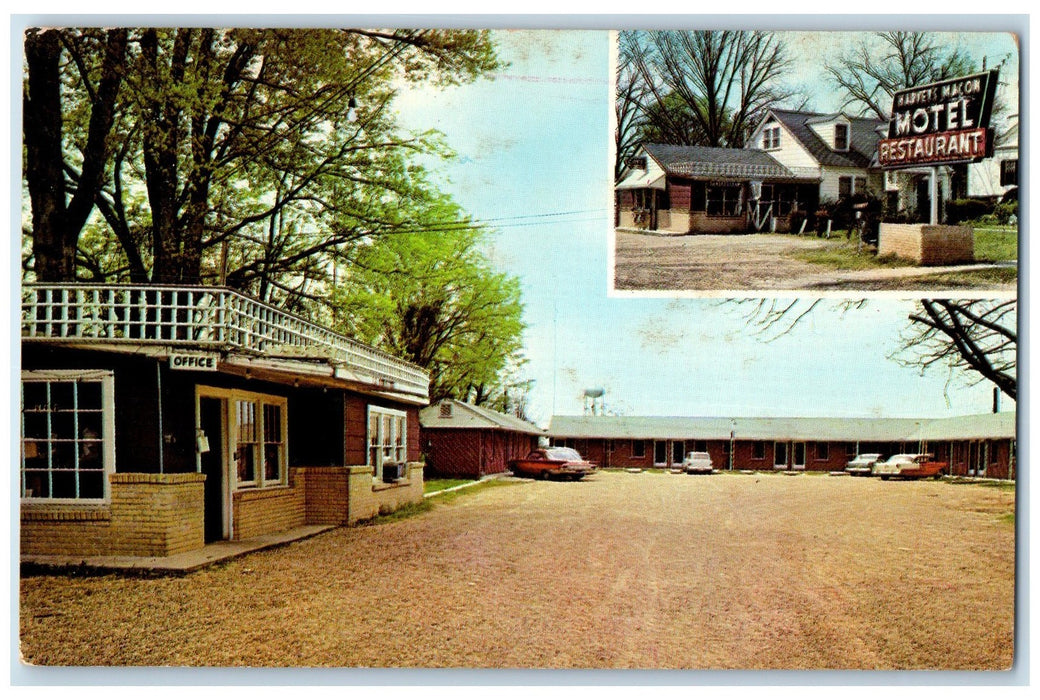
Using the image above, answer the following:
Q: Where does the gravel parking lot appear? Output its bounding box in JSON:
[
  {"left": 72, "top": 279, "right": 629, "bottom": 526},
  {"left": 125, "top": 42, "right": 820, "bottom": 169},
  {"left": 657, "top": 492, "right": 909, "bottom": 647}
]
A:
[{"left": 20, "top": 471, "right": 1015, "bottom": 670}]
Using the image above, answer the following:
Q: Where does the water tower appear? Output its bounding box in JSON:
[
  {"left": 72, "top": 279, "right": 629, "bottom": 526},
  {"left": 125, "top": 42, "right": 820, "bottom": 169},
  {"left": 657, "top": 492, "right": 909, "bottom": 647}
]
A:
[{"left": 583, "top": 387, "right": 605, "bottom": 416}]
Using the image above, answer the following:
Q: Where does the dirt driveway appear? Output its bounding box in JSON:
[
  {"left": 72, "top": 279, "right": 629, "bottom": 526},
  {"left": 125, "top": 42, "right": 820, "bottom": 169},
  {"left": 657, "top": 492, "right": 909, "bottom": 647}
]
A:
[
  {"left": 614, "top": 231, "right": 1016, "bottom": 292},
  {"left": 19, "top": 471, "right": 1015, "bottom": 670}
]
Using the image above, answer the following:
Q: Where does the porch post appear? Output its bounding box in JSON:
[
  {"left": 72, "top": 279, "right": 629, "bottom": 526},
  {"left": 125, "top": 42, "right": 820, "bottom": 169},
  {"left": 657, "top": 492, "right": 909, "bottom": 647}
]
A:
[{"left": 929, "top": 167, "right": 940, "bottom": 224}]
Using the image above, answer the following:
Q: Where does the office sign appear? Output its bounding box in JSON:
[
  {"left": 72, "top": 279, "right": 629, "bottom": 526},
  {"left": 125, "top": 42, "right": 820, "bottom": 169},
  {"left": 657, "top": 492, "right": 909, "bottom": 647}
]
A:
[
  {"left": 878, "top": 70, "right": 999, "bottom": 168},
  {"left": 170, "top": 352, "right": 220, "bottom": 371}
]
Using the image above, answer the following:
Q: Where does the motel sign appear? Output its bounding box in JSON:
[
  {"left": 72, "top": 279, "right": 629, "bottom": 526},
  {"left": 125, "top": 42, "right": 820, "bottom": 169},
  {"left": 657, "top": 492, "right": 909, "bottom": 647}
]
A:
[{"left": 878, "top": 70, "right": 999, "bottom": 168}]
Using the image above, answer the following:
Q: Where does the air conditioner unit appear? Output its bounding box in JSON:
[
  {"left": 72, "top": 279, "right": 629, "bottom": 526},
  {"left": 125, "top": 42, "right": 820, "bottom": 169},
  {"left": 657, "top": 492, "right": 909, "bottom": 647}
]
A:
[{"left": 383, "top": 463, "right": 402, "bottom": 482}]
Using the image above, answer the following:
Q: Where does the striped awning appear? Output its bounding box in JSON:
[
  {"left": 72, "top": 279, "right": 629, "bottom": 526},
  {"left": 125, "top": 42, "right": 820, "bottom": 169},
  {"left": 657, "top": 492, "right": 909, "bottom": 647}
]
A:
[{"left": 615, "top": 169, "right": 666, "bottom": 190}]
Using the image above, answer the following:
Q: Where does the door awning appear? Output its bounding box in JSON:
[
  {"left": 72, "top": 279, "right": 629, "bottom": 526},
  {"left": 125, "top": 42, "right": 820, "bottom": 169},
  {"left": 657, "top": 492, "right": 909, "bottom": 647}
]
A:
[{"left": 616, "top": 169, "right": 666, "bottom": 190}]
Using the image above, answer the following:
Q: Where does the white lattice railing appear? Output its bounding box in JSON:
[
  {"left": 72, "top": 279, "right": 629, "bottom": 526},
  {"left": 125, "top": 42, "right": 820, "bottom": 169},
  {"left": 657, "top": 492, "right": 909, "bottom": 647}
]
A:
[{"left": 21, "top": 284, "right": 429, "bottom": 398}]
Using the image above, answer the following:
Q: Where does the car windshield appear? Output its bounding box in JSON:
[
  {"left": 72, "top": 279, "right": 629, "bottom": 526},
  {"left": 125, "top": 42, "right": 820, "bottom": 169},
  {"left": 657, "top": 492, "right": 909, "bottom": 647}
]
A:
[
  {"left": 545, "top": 447, "right": 583, "bottom": 461},
  {"left": 686, "top": 452, "right": 710, "bottom": 460}
]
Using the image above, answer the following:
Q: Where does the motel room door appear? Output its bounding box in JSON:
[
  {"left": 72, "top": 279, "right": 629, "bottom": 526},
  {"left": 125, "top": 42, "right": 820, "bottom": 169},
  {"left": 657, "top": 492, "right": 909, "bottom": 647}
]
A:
[{"left": 198, "top": 396, "right": 228, "bottom": 542}]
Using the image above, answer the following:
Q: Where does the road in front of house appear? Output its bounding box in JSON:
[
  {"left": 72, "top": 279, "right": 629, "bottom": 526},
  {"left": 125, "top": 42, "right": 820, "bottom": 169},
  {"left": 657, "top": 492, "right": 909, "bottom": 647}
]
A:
[
  {"left": 20, "top": 471, "right": 1014, "bottom": 669},
  {"left": 613, "top": 231, "right": 1017, "bottom": 292}
]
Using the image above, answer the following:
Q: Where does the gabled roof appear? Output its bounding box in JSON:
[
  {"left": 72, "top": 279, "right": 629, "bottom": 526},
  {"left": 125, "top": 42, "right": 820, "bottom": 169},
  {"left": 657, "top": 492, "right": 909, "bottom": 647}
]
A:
[
  {"left": 766, "top": 109, "right": 885, "bottom": 169},
  {"left": 420, "top": 399, "right": 545, "bottom": 435},
  {"left": 549, "top": 413, "right": 1015, "bottom": 442},
  {"left": 643, "top": 143, "right": 801, "bottom": 181}
]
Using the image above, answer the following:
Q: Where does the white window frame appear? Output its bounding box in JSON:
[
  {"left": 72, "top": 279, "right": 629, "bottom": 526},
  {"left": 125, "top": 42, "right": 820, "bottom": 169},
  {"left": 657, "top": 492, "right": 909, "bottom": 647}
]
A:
[
  {"left": 20, "top": 370, "right": 116, "bottom": 503},
  {"left": 763, "top": 125, "right": 781, "bottom": 150},
  {"left": 367, "top": 406, "right": 408, "bottom": 481},
  {"left": 834, "top": 123, "right": 850, "bottom": 151},
  {"left": 197, "top": 386, "right": 288, "bottom": 491}
]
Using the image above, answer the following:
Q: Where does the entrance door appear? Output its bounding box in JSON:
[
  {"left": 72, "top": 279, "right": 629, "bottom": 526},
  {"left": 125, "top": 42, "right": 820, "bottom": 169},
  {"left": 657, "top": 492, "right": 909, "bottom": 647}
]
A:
[
  {"left": 672, "top": 440, "right": 685, "bottom": 466},
  {"left": 793, "top": 442, "right": 806, "bottom": 470},
  {"left": 774, "top": 441, "right": 788, "bottom": 470},
  {"left": 199, "top": 396, "right": 227, "bottom": 542},
  {"left": 654, "top": 440, "right": 668, "bottom": 467}
]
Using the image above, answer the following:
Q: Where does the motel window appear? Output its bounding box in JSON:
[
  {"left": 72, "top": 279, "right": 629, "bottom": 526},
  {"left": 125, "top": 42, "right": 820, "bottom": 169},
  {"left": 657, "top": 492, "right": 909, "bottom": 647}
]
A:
[
  {"left": 654, "top": 441, "right": 668, "bottom": 465},
  {"left": 706, "top": 183, "right": 742, "bottom": 216},
  {"left": 834, "top": 123, "right": 849, "bottom": 151},
  {"left": 816, "top": 442, "right": 830, "bottom": 461},
  {"left": 854, "top": 177, "right": 867, "bottom": 195},
  {"left": 751, "top": 442, "right": 766, "bottom": 460},
  {"left": 368, "top": 406, "right": 407, "bottom": 481},
  {"left": 20, "top": 370, "right": 114, "bottom": 501},
  {"left": 631, "top": 440, "right": 646, "bottom": 458},
  {"left": 234, "top": 394, "right": 288, "bottom": 489},
  {"left": 762, "top": 125, "right": 781, "bottom": 150},
  {"left": 1000, "top": 159, "right": 1018, "bottom": 187},
  {"left": 693, "top": 440, "right": 707, "bottom": 452},
  {"left": 672, "top": 441, "right": 685, "bottom": 465},
  {"left": 760, "top": 184, "right": 798, "bottom": 217},
  {"left": 838, "top": 176, "right": 852, "bottom": 199}
]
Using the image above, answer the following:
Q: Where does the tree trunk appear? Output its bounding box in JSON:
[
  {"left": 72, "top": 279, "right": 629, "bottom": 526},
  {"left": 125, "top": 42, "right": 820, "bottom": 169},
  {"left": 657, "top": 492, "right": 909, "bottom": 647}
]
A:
[{"left": 24, "top": 28, "right": 72, "bottom": 281}]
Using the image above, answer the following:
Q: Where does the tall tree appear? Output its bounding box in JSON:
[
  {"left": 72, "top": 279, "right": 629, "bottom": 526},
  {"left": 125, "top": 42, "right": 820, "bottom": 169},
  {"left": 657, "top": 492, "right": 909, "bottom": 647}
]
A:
[
  {"left": 23, "top": 27, "right": 128, "bottom": 281},
  {"left": 615, "top": 31, "right": 649, "bottom": 179},
  {"left": 22, "top": 27, "right": 500, "bottom": 293},
  {"left": 825, "top": 31, "right": 977, "bottom": 119},
  {"left": 621, "top": 30, "right": 795, "bottom": 148},
  {"left": 329, "top": 204, "right": 526, "bottom": 404}
]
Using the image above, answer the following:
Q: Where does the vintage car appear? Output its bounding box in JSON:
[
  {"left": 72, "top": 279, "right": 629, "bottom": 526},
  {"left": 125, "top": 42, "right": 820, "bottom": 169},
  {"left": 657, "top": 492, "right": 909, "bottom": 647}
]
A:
[
  {"left": 509, "top": 447, "right": 596, "bottom": 481},
  {"left": 682, "top": 451, "right": 714, "bottom": 474},
  {"left": 845, "top": 453, "right": 883, "bottom": 476},
  {"left": 872, "top": 453, "right": 947, "bottom": 480}
]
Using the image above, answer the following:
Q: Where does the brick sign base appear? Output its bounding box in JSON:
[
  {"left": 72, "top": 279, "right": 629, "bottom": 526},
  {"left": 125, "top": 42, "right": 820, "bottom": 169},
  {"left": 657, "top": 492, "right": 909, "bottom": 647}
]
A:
[{"left": 878, "top": 223, "right": 975, "bottom": 266}]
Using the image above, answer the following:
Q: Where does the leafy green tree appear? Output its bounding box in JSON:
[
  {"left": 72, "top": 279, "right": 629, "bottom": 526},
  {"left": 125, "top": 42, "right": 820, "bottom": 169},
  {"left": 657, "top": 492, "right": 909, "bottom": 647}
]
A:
[
  {"left": 328, "top": 201, "right": 526, "bottom": 405},
  {"left": 22, "top": 27, "right": 500, "bottom": 295}
]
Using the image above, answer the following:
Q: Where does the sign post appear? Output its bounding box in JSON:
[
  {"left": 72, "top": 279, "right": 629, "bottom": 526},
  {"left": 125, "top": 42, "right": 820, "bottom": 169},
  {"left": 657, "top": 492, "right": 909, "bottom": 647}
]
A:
[{"left": 876, "top": 69, "right": 999, "bottom": 264}]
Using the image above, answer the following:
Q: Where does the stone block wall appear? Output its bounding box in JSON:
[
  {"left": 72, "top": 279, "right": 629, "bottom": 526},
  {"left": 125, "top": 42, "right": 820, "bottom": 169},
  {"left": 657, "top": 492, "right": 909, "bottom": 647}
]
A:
[
  {"left": 231, "top": 482, "right": 306, "bottom": 540},
  {"left": 21, "top": 472, "right": 205, "bottom": 557},
  {"left": 878, "top": 224, "right": 975, "bottom": 265}
]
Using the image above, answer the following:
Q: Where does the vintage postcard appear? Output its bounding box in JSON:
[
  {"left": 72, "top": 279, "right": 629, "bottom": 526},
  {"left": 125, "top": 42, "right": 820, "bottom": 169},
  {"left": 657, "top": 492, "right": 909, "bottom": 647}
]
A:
[{"left": 14, "top": 22, "right": 1018, "bottom": 677}]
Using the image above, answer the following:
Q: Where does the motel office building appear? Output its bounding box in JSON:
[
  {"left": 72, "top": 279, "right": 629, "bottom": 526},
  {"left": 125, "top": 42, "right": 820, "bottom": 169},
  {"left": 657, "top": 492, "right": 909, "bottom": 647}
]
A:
[
  {"left": 20, "top": 284, "right": 431, "bottom": 559},
  {"left": 549, "top": 413, "right": 1016, "bottom": 480}
]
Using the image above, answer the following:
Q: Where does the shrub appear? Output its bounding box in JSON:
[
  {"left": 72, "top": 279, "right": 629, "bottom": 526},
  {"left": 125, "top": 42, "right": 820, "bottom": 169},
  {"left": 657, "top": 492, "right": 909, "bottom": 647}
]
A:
[
  {"left": 946, "top": 198, "right": 995, "bottom": 224},
  {"left": 994, "top": 200, "right": 1018, "bottom": 225}
]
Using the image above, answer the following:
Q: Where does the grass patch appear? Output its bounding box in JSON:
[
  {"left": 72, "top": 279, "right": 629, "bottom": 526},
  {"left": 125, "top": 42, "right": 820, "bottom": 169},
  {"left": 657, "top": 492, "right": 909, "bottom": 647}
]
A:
[
  {"left": 360, "top": 479, "right": 520, "bottom": 527},
  {"left": 946, "top": 478, "right": 1017, "bottom": 491},
  {"left": 1000, "top": 511, "right": 1016, "bottom": 526},
  {"left": 789, "top": 240, "right": 916, "bottom": 271},
  {"left": 972, "top": 227, "right": 1018, "bottom": 262},
  {"left": 423, "top": 478, "right": 475, "bottom": 494}
]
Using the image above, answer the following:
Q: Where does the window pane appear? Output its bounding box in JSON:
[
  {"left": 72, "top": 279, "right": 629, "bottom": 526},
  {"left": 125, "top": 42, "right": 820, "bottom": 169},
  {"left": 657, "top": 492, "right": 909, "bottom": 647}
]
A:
[
  {"left": 22, "top": 383, "right": 47, "bottom": 411},
  {"left": 50, "top": 382, "right": 75, "bottom": 411},
  {"left": 77, "top": 381, "right": 103, "bottom": 410},
  {"left": 79, "top": 471, "right": 104, "bottom": 499},
  {"left": 237, "top": 445, "right": 256, "bottom": 483},
  {"left": 264, "top": 444, "right": 281, "bottom": 481},
  {"left": 23, "top": 412, "right": 48, "bottom": 440},
  {"left": 24, "top": 470, "right": 49, "bottom": 499},
  {"left": 51, "top": 470, "right": 77, "bottom": 499}
]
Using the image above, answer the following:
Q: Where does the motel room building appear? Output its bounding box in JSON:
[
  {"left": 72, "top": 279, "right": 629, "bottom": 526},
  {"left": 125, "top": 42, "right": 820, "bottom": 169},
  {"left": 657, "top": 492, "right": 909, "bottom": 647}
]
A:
[
  {"left": 419, "top": 398, "right": 545, "bottom": 480},
  {"left": 20, "top": 283, "right": 431, "bottom": 559},
  {"left": 549, "top": 413, "right": 1016, "bottom": 480}
]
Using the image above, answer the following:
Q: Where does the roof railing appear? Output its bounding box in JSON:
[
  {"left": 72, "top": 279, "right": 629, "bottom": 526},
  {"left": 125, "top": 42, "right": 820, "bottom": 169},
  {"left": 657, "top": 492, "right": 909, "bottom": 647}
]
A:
[{"left": 21, "top": 283, "right": 429, "bottom": 398}]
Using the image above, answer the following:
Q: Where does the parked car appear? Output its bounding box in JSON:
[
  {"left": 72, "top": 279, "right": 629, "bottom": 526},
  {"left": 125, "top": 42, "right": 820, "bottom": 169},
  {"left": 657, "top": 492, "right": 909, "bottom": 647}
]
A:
[
  {"left": 682, "top": 451, "right": 714, "bottom": 474},
  {"left": 509, "top": 447, "right": 596, "bottom": 481},
  {"left": 845, "top": 453, "right": 882, "bottom": 477},
  {"left": 873, "top": 453, "right": 947, "bottom": 480}
]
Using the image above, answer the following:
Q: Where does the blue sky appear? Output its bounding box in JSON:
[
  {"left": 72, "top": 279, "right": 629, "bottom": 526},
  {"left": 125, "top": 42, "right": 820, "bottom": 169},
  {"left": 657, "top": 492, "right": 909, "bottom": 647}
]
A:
[{"left": 394, "top": 29, "right": 1018, "bottom": 425}]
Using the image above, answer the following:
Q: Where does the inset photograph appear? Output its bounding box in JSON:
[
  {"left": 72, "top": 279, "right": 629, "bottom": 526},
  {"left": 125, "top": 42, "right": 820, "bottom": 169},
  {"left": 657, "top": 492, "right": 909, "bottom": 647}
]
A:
[{"left": 614, "top": 30, "right": 1019, "bottom": 293}]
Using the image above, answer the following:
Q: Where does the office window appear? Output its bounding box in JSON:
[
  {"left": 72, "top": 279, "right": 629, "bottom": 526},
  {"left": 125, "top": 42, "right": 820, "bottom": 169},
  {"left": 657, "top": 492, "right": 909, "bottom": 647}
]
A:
[{"left": 21, "top": 371, "right": 114, "bottom": 500}]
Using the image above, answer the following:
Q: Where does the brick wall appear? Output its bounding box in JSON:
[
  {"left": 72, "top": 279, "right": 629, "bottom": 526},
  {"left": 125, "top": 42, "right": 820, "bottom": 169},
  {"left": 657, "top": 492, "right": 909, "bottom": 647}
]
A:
[
  {"left": 21, "top": 472, "right": 205, "bottom": 557},
  {"left": 690, "top": 212, "right": 746, "bottom": 234},
  {"left": 298, "top": 466, "right": 351, "bottom": 525},
  {"left": 878, "top": 224, "right": 975, "bottom": 265},
  {"left": 345, "top": 463, "right": 425, "bottom": 524},
  {"left": 232, "top": 482, "right": 306, "bottom": 541}
]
